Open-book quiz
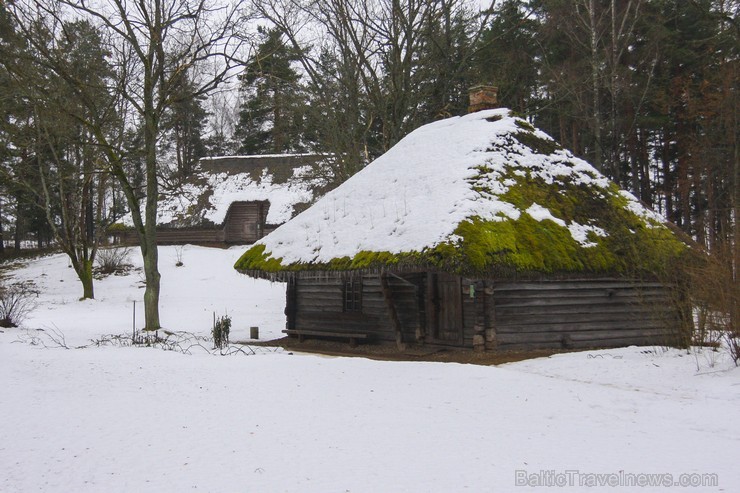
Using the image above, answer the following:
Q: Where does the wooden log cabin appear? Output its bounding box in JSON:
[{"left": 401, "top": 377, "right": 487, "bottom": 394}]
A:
[
  {"left": 113, "top": 154, "right": 334, "bottom": 246},
  {"left": 235, "top": 97, "right": 692, "bottom": 351},
  {"left": 275, "top": 274, "right": 684, "bottom": 350}
]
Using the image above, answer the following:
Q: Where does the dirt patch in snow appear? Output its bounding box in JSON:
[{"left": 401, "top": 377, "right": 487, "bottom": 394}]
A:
[{"left": 245, "top": 336, "right": 569, "bottom": 366}]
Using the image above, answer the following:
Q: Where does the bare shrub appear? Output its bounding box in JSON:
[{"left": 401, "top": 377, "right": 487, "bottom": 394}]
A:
[
  {"left": 724, "top": 331, "right": 740, "bottom": 366},
  {"left": 212, "top": 314, "right": 231, "bottom": 349},
  {"left": 0, "top": 280, "right": 38, "bottom": 328},
  {"left": 95, "top": 247, "right": 133, "bottom": 276},
  {"left": 690, "top": 241, "right": 739, "bottom": 365}
]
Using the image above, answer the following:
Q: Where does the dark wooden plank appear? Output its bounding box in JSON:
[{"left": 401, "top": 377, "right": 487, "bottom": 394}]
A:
[
  {"left": 493, "top": 281, "right": 667, "bottom": 291},
  {"left": 283, "top": 329, "right": 368, "bottom": 347},
  {"left": 296, "top": 306, "right": 348, "bottom": 314},
  {"left": 497, "top": 331, "right": 671, "bottom": 349},
  {"left": 496, "top": 318, "right": 673, "bottom": 334},
  {"left": 295, "top": 286, "right": 342, "bottom": 294},
  {"left": 436, "top": 273, "right": 464, "bottom": 343},
  {"left": 495, "top": 303, "right": 676, "bottom": 318},
  {"left": 495, "top": 311, "right": 677, "bottom": 326},
  {"left": 494, "top": 295, "right": 674, "bottom": 307},
  {"left": 295, "top": 293, "right": 344, "bottom": 303},
  {"left": 283, "top": 329, "right": 367, "bottom": 338},
  {"left": 493, "top": 295, "right": 674, "bottom": 308},
  {"left": 297, "top": 312, "right": 380, "bottom": 323},
  {"left": 286, "top": 278, "right": 297, "bottom": 331},
  {"left": 493, "top": 288, "right": 673, "bottom": 301},
  {"left": 380, "top": 274, "right": 404, "bottom": 346},
  {"left": 225, "top": 202, "right": 267, "bottom": 243},
  {"left": 569, "top": 329, "right": 673, "bottom": 342},
  {"left": 295, "top": 319, "right": 381, "bottom": 333}
]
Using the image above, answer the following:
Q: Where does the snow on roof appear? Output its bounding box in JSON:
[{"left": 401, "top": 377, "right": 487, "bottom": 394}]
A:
[
  {"left": 236, "top": 109, "right": 686, "bottom": 276},
  {"left": 120, "top": 157, "right": 331, "bottom": 228}
]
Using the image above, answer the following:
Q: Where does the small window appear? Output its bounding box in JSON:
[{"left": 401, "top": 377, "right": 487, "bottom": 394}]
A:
[{"left": 343, "top": 279, "right": 362, "bottom": 312}]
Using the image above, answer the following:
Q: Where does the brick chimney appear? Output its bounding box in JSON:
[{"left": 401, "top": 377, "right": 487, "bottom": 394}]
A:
[{"left": 468, "top": 85, "right": 498, "bottom": 113}]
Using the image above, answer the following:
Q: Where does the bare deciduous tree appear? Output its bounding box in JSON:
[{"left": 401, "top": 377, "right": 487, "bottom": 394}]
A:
[
  {"left": 8, "top": 0, "right": 245, "bottom": 329},
  {"left": 251, "top": 0, "right": 494, "bottom": 180}
]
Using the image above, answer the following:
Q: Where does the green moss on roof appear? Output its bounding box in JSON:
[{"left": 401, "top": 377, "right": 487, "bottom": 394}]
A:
[
  {"left": 514, "top": 119, "right": 536, "bottom": 132},
  {"left": 465, "top": 164, "right": 687, "bottom": 275},
  {"left": 234, "top": 211, "right": 685, "bottom": 278},
  {"left": 512, "top": 131, "right": 562, "bottom": 155},
  {"left": 455, "top": 216, "right": 588, "bottom": 272},
  {"left": 234, "top": 244, "right": 284, "bottom": 273},
  {"left": 450, "top": 214, "right": 683, "bottom": 275}
]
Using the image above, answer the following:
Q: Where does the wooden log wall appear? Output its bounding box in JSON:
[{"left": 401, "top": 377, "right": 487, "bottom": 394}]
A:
[
  {"left": 491, "top": 280, "right": 681, "bottom": 350},
  {"left": 290, "top": 274, "right": 681, "bottom": 351},
  {"left": 115, "top": 228, "right": 225, "bottom": 245},
  {"left": 292, "top": 273, "right": 423, "bottom": 343},
  {"left": 115, "top": 201, "right": 269, "bottom": 246}
]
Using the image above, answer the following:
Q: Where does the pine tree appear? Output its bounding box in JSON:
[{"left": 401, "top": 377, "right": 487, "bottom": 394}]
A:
[
  {"left": 474, "top": 0, "right": 541, "bottom": 114},
  {"left": 236, "top": 27, "right": 307, "bottom": 155},
  {"left": 161, "top": 70, "right": 207, "bottom": 182},
  {"left": 416, "top": 1, "right": 476, "bottom": 121},
  {"left": 303, "top": 48, "right": 370, "bottom": 181}
]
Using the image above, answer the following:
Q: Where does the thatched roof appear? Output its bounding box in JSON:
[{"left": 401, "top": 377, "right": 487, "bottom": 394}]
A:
[
  {"left": 121, "top": 154, "right": 334, "bottom": 229},
  {"left": 235, "top": 109, "right": 688, "bottom": 280}
]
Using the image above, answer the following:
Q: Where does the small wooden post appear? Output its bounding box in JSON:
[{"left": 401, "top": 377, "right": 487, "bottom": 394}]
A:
[
  {"left": 250, "top": 326, "right": 259, "bottom": 339},
  {"left": 132, "top": 301, "right": 136, "bottom": 341}
]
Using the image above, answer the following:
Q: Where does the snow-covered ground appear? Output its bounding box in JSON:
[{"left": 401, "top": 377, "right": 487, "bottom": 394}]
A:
[
  {"left": 8, "top": 245, "right": 286, "bottom": 346},
  {"left": 1, "top": 246, "right": 738, "bottom": 492}
]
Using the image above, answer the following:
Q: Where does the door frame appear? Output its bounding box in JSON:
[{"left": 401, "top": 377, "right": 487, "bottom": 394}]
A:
[{"left": 425, "top": 272, "right": 464, "bottom": 345}]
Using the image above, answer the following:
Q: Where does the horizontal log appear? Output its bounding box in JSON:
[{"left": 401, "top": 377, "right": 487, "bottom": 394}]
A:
[
  {"left": 569, "top": 329, "right": 673, "bottom": 342},
  {"left": 493, "top": 291, "right": 674, "bottom": 306},
  {"left": 296, "top": 286, "right": 343, "bottom": 294},
  {"left": 498, "top": 337, "right": 668, "bottom": 350},
  {"left": 283, "top": 329, "right": 367, "bottom": 338},
  {"left": 493, "top": 281, "right": 667, "bottom": 291},
  {"left": 295, "top": 293, "right": 345, "bottom": 302},
  {"left": 493, "top": 288, "right": 672, "bottom": 302},
  {"left": 297, "top": 312, "right": 379, "bottom": 323},
  {"left": 495, "top": 303, "right": 676, "bottom": 318},
  {"left": 496, "top": 318, "right": 673, "bottom": 334},
  {"left": 362, "top": 276, "right": 380, "bottom": 290},
  {"left": 296, "top": 305, "right": 345, "bottom": 314},
  {"left": 497, "top": 341, "right": 570, "bottom": 350},
  {"left": 493, "top": 295, "right": 673, "bottom": 308},
  {"left": 296, "top": 320, "right": 382, "bottom": 332},
  {"left": 496, "top": 328, "right": 672, "bottom": 345},
  {"left": 495, "top": 311, "right": 677, "bottom": 326}
]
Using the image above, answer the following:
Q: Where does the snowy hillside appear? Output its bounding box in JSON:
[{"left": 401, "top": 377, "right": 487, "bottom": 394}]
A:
[{"left": 1, "top": 246, "right": 737, "bottom": 492}]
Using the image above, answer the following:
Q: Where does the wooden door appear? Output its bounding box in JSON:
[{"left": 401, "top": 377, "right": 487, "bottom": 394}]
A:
[
  {"left": 427, "top": 273, "right": 463, "bottom": 344},
  {"left": 225, "top": 202, "right": 265, "bottom": 243}
]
